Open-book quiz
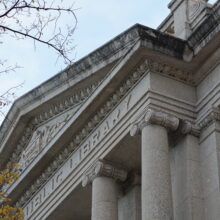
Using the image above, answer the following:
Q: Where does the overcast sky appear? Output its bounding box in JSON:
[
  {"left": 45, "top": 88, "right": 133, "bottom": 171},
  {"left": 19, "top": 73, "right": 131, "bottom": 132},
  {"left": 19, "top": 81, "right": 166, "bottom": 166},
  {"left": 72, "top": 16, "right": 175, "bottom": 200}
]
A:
[{"left": 0, "top": 0, "right": 217, "bottom": 123}]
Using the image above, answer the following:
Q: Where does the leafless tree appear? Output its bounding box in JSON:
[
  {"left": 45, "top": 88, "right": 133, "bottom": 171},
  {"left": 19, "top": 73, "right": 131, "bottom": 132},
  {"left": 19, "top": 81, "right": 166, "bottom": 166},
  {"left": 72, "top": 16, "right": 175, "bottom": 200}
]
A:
[
  {"left": 0, "top": 0, "right": 77, "bottom": 63},
  {"left": 0, "top": 0, "right": 77, "bottom": 122}
]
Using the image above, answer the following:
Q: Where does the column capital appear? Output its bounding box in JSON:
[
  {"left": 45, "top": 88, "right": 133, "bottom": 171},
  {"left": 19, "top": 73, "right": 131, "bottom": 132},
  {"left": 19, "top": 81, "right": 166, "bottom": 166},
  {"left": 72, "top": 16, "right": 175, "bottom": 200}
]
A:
[
  {"left": 180, "top": 120, "right": 200, "bottom": 137},
  {"left": 130, "top": 108, "right": 179, "bottom": 136},
  {"left": 82, "top": 160, "right": 127, "bottom": 187}
]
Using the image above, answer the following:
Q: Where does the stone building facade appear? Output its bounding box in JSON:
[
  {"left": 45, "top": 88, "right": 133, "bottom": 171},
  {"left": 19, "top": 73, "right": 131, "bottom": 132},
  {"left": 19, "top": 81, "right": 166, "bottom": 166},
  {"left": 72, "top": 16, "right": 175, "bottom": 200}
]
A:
[{"left": 1, "top": 0, "right": 220, "bottom": 219}]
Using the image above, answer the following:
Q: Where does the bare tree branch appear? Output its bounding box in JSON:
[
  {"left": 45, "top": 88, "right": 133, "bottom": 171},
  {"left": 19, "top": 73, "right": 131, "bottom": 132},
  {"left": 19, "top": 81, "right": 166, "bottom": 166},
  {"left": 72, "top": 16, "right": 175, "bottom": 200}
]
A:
[
  {"left": 0, "top": 0, "right": 78, "bottom": 124},
  {"left": 0, "top": 60, "right": 21, "bottom": 74},
  {"left": 0, "top": 83, "right": 24, "bottom": 107},
  {"left": 0, "top": 0, "right": 77, "bottom": 64},
  {"left": 0, "top": 24, "right": 72, "bottom": 62}
]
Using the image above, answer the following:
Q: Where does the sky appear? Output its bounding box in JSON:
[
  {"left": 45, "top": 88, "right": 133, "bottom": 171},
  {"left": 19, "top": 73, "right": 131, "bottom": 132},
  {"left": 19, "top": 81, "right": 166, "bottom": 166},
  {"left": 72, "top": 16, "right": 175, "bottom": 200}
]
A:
[{"left": 0, "top": 0, "right": 217, "bottom": 123}]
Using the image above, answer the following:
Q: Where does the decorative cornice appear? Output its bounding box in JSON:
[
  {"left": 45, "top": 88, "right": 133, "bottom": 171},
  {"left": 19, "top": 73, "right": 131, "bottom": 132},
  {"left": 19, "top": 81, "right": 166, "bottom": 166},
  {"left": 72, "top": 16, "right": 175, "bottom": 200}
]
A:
[
  {"left": 198, "top": 108, "right": 220, "bottom": 129},
  {"left": 7, "top": 59, "right": 191, "bottom": 169},
  {"left": 82, "top": 160, "right": 127, "bottom": 187},
  {"left": 148, "top": 59, "right": 193, "bottom": 84},
  {"left": 180, "top": 120, "right": 200, "bottom": 137},
  {"left": 8, "top": 124, "right": 35, "bottom": 164},
  {"left": 32, "top": 80, "right": 103, "bottom": 126},
  {"left": 15, "top": 59, "right": 191, "bottom": 208},
  {"left": 130, "top": 108, "right": 179, "bottom": 136},
  {"left": 15, "top": 59, "right": 148, "bottom": 208}
]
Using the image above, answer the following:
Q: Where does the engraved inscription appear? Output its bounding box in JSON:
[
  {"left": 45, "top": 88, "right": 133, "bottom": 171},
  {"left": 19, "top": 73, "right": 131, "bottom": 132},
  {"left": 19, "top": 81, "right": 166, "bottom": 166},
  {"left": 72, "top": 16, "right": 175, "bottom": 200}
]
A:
[{"left": 23, "top": 75, "right": 147, "bottom": 218}]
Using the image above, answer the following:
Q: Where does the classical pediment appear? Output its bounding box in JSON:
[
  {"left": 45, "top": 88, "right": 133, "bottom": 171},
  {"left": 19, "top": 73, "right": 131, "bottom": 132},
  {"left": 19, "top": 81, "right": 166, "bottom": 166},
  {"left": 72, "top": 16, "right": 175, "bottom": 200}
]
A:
[
  {"left": 0, "top": 24, "right": 194, "bottom": 169},
  {"left": 6, "top": 78, "right": 103, "bottom": 173},
  {"left": 1, "top": 18, "right": 220, "bottom": 215},
  {"left": 1, "top": 1, "right": 220, "bottom": 219}
]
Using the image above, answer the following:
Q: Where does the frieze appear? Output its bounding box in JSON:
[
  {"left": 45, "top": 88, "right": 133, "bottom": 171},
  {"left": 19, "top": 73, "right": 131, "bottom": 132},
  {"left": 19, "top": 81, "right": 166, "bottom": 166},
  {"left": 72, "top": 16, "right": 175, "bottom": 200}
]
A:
[
  {"left": 15, "top": 59, "right": 190, "bottom": 216},
  {"left": 17, "top": 59, "right": 149, "bottom": 215},
  {"left": 148, "top": 59, "right": 193, "bottom": 84},
  {"left": 7, "top": 59, "right": 189, "bottom": 169},
  {"left": 22, "top": 92, "right": 134, "bottom": 217}
]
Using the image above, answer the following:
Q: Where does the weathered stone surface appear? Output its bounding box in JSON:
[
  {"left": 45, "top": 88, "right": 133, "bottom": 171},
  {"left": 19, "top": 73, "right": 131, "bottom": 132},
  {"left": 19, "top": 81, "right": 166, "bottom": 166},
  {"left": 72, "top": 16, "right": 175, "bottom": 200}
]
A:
[
  {"left": 1, "top": 0, "right": 220, "bottom": 219},
  {"left": 141, "top": 124, "right": 173, "bottom": 220}
]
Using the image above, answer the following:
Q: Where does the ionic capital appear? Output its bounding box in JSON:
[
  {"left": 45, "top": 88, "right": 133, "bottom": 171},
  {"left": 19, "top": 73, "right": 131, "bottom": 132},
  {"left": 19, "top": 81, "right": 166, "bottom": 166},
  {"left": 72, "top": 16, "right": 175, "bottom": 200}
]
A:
[
  {"left": 82, "top": 160, "right": 127, "bottom": 187},
  {"left": 181, "top": 120, "right": 200, "bottom": 137},
  {"left": 130, "top": 109, "right": 179, "bottom": 136}
]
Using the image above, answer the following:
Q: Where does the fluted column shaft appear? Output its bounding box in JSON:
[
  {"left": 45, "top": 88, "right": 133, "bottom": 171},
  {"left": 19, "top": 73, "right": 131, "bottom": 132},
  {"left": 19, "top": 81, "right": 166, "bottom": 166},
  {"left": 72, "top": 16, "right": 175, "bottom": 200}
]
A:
[
  {"left": 82, "top": 160, "right": 127, "bottom": 220},
  {"left": 131, "top": 109, "right": 179, "bottom": 220}
]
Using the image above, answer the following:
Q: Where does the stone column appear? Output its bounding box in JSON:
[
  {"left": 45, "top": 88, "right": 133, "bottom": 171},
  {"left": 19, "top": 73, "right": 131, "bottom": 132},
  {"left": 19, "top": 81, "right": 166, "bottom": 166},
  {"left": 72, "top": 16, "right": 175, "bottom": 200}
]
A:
[
  {"left": 175, "top": 121, "right": 204, "bottom": 220},
  {"left": 118, "top": 173, "right": 141, "bottom": 220},
  {"left": 130, "top": 109, "right": 179, "bottom": 220},
  {"left": 82, "top": 160, "right": 127, "bottom": 220}
]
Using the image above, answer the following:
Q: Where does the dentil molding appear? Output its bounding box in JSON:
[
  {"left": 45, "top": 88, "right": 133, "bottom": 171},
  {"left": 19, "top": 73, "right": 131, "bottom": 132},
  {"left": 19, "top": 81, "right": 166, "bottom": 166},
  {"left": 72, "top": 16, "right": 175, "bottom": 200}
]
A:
[
  {"left": 16, "top": 59, "right": 148, "bottom": 207},
  {"left": 15, "top": 59, "right": 191, "bottom": 208}
]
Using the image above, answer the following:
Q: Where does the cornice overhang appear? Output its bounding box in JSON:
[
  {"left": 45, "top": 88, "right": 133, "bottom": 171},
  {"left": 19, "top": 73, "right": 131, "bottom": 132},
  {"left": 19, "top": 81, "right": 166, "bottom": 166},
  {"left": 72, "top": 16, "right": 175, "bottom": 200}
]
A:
[
  {"left": 3, "top": 41, "right": 142, "bottom": 202},
  {"left": 2, "top": 16, "right": 220, "bottom": 203},
  {"left": 0, "top": 24, "right": 190, "bottom": 164},
  {"left": 2, "top": 45, "right": 194, "bottom": 205}
]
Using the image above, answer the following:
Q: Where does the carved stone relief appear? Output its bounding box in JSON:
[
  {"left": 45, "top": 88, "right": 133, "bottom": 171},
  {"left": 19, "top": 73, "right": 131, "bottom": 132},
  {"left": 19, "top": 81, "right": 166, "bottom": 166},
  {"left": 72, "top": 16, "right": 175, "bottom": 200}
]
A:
[
  {"left": 188, "top": 0, "right": 207, "bottom": 22},
  {"left": 13, "top": 59, "right": 193, "bottom": 215},
  {"left": 7, "top": 59, "right": 192, "bottom": 171},
  {"left": 7, "top": 79, "right": 103, "bottom": 170},
  {"left": 148, "top": 59, "right": 193, "bottom": 84},
  {"left": 17, "top": 59, "right": 149, "bottom": 213},
  {"left": 19, "top": 111, "right": 72, "bottom": 171},
  {"left": 82, "top": 160, "right": 127, "bottom": 187}
]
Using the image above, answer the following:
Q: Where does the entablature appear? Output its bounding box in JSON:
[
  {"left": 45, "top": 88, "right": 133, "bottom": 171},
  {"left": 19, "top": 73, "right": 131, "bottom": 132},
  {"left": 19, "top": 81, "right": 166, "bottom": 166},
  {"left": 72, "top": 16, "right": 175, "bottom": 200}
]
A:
[{"left": 2, "top": 10, "right": 220, "bottom": 215}]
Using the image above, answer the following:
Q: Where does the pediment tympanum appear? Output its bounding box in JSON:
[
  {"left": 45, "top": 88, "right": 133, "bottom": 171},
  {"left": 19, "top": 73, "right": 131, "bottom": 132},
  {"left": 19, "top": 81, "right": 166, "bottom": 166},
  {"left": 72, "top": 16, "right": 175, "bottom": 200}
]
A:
[
  {"left": 19, "top": 108, "right": 74, "bottom": 171},
  {"left": 7, "top": 79, "right": 103, "bottom": 173}
]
